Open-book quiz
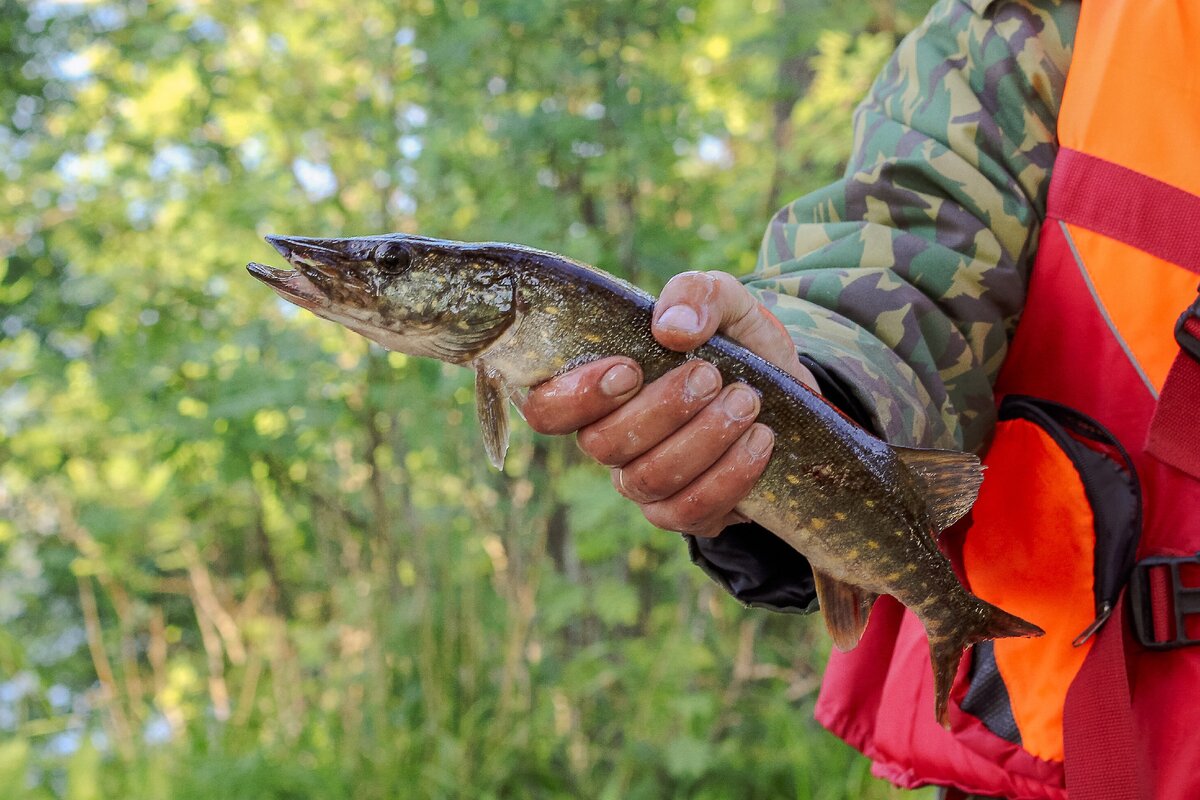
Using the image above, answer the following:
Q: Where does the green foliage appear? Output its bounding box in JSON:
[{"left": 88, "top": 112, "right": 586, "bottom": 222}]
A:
[{"left": 1, "top": 0, "right": 934, "bottom": 797}]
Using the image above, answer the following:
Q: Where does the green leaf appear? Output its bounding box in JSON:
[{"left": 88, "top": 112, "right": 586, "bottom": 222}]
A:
[
  {"left": 592, "top": 578, "right": 639, "bottom": 628},
  {"left": 0, "top": 740, "right": 29, "bottom": 797},
  {"left": 665, "top": 736, "right": 714, "bottom": 781},
  {"left": 65, "top": 741, "right": 100, "bottom": 800}
]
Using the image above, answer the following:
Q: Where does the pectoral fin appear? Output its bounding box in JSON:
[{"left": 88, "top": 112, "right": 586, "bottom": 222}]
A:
[
  {"left": 475, "top": 367, "right": 510, "bottom": 470},
  {"left": 813, "top": 570, "right": 878, "bottom": 652}
]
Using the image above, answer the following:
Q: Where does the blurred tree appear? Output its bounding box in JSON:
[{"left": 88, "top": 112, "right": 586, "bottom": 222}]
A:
[{"left": 0, "top": 0, "right": 934, "bottom": 797}]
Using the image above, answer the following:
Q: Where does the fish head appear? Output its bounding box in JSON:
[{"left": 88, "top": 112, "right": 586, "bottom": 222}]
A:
[{"left": 248, "top": 234, "right": 517, "bottom": 363}]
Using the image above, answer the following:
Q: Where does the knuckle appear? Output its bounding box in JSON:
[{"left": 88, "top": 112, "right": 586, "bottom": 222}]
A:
[
  {"left": 663, "top": 269, "right": 706, "bottom": 293},
  {"left": 714, "top": 271, "right": 751, "bottom": 303},
  {"left": 523, "top": 371, "right": 597, "bottom": 434},
  {"left": 617, "top": 464, "right": 672, "bottom": 503},
  {"left": 576, "top": 425, "right": 621, "bottom": 465},
  {"left": 741, "top": 307, "right": 772, "bottom": 337},
  {"left": 727, "top": 302, "right": 770, "bottom": 340},
  {"left": 522, "top": 398, "right": 557, "bottom": 434},
  {"left": 710, "top": 270, "right": 742, "bottom": 293},
  {"left": 639, "top": 503, "right": 673, "bottom": 531},
  {"left": 729, "top": 467, "right": 763, "bottom": 498},
  {"left": 716, "top": 459, "right": 757, "bottom": 495},
  {"left": 661, "top": 270, "right": 718, "bottom": 308},
  {"left": 664, "top": 493, "right": 721, "bottom": 533}
]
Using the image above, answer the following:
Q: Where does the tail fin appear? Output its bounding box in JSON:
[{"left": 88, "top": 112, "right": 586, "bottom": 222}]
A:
[{"left": 927, "top": 602, "right": 1043, "bottom": 728}]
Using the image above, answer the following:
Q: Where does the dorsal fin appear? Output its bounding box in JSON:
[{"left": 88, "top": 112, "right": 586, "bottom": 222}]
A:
[
  {"left": 813, "top": 569, "right": 878, "bottom": 651},
  {"left": 891, "top": 444, "right": 984, "bottom": 531}
]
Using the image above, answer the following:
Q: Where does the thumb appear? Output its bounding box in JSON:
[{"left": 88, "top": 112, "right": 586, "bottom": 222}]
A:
[{"left": 653, "top": 271, "right": 816, "bottom": 389}]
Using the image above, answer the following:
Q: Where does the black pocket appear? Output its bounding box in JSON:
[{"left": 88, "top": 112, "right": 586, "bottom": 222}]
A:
[
  {"left": 956, "top": 394, "right": 1142, "bottom": 759},
  {"left": 998, "top": 394, "right": 1142, "bottom": 634}
]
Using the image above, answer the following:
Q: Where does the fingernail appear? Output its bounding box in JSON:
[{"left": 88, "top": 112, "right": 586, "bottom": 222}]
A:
[
  {"left": 724, "top": 385, "right": 759, "bottom": 420},
  {"left": 684, "top": 363, "right": 720, "bottom": 399},
  {"left": 600, "top": 363, "right": 639, "bottom": 397},
  {"left": 746, "top": 425, "right": 773, "bottom": 458},
  {"left": 657, "top": 304, "right": 701, "bottom": 334},
  {"left": 616, "top": 469, "right": 650, "bottom": 503}
]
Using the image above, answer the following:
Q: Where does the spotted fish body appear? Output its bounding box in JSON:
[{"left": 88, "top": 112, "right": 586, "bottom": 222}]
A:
[{"left": 248, "top": 233, "right": 1043, "bottom": 725}]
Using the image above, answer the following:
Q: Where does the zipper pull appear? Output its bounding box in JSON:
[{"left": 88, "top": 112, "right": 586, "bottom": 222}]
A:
[{"left": 1072, "top": 601, "right": 1114, "bottom": 647}]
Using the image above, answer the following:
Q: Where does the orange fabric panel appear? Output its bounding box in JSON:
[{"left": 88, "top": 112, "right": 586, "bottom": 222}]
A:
[
  {"left": 1058, "top": 0, "right": 1200, "bottom": 198},
  {"left": 962, "top": 419, "right": 1096, "bottom": 762},
  {"left": 1064, "top": 223, "right": 1199, "bottom": 393}
]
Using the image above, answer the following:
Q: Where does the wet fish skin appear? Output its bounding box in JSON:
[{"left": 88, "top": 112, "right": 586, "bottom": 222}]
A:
[{"left": 247, "top": 232, "right": 1042, "bottom": 725}]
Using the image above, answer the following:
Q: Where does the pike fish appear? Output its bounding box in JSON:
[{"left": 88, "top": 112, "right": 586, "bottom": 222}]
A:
[{"left": 247, "top": 233, "right": 1043, "bottom": 725}]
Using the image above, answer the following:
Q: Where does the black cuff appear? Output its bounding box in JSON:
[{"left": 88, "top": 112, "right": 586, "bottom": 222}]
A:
[
  {"left": 687, "top": 524, "right": 817, "bottom": 613},
  {"left": 685, "top": 356, "right": 875, "bottom": 614}
]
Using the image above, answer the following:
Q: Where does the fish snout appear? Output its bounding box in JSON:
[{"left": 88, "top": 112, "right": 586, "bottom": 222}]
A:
[{"left": 265, "top": 235, "right": 351, "bottom": 270}]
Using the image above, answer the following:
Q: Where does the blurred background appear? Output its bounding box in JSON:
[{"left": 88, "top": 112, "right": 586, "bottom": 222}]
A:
[{"left": 1, "top": 0, "right": 937, "bottom": 797}]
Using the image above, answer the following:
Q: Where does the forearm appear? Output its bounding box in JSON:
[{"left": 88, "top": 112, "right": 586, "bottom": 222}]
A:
[{"left": 749, "top": 0, "right": 1078, "bottom": 450}]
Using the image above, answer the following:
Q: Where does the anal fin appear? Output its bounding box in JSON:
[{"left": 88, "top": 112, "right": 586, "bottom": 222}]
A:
[
  {"left": 475, "top": 365, "right": 511, "bottom": 470},
  {"left": 813, "top": 570, "right": 878, "bottom": 651}
]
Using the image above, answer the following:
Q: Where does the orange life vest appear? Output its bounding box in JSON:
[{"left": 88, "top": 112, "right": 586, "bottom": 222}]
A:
[{"left": 814, "top": 2, "right": 1200, "bottom": 798}]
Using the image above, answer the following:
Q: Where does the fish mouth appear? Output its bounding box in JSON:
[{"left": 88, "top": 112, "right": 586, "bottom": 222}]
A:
[
  {"left": 247, "top": 234, "right": 360, "bottom": 310},
  {"left": 246, "top": 260, "right": 328, "bottom": 310}
]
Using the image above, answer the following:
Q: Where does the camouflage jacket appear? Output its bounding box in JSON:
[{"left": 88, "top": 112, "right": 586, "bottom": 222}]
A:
[{"left": 691, "top": 0, "right": 1080, "bottom": 612}]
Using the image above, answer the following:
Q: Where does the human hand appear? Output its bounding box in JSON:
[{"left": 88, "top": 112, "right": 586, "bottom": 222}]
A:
[{"left": 523, "top": 270, "right": 818, "bottom": 538}]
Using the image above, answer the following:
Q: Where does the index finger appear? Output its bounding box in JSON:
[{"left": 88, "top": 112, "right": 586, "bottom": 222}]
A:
[{"left": 522, "top": 356, "right": 643, "bottom": 436}]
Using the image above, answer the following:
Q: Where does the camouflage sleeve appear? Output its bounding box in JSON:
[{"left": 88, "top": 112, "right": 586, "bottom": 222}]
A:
[
  {"left": 749, "top": 0, "right": 1078, "bottom": 451},
  {"left": 687, "top": 0, "right": 1078, "bottom": 612}
]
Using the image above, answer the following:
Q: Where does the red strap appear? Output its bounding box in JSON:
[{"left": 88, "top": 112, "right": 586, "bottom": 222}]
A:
[
  {"left": 1047, "top": 149, "right": 1200, "bottom": 275},
  {"left": 1148, "top": 566, "right": 1174, "bottom": 643},
  {"left": 1048, "top": 149, "right": 1200, "bottom": 478},
  {"left": 1063, "top": 596, "right": 1145, "bottom": 800},
  {"left": 1146, "top": 313, "right": 1200, "bottom": 478}
]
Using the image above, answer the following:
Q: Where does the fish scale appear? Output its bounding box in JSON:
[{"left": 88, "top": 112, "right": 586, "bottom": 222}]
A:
[{"left": 247, "top": 232, "right": 1043, "bottom": 725}]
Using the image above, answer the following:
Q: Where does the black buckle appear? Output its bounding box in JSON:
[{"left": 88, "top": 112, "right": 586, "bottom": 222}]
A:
[
  {"left": 1175, "top": 287, "right": 1200, "bottom": 362},
  {"left": 1128, "top": 553, "right": 1200, "bottom": 650}
]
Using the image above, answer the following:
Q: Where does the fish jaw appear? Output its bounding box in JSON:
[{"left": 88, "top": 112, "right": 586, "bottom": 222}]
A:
[{"left": 246, "top": 261, "right": 329, "bottom": 312}]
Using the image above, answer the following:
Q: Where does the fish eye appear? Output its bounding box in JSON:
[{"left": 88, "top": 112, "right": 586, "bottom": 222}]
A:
[{"left": 373, "top": 242, "right": 411, "bottom": 272}]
